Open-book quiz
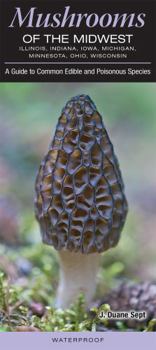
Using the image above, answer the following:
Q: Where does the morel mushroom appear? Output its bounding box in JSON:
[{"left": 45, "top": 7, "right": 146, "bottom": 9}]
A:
[{"left": 34, "top": 95, "right": 128, "bottom": 308}]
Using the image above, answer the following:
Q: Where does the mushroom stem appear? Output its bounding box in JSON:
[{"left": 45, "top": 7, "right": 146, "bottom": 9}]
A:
[{"left": 56, "top": 250, "right": 100, "bottom": 309}]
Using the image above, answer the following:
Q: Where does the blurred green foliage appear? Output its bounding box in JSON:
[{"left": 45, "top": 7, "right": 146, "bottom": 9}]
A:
[{"left": 0, "top": 273, "right": 149, "bottom": 332}]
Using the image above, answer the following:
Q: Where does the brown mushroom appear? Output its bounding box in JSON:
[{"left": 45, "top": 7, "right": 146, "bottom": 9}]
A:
[{"left": 34, "top": 95, "right": 128, "bottom": 308}]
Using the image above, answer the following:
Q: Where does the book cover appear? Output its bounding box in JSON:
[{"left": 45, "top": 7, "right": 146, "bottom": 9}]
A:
[{"left": 0, "top": 0, "right": 156, "bottom": 349}]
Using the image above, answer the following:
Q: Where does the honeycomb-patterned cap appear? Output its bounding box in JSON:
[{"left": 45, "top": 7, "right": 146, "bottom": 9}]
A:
[{"left": 35, "top": 95, "right": 128, "bottom": 254}]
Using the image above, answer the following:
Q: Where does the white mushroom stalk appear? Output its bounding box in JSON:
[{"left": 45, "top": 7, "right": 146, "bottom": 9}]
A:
[{"left": 56, "top": 250, "right": 100, "bottom": 308}]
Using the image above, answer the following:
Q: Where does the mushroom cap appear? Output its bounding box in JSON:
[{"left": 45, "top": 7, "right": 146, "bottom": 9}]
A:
[{"left": 34, "top": 95, "right": 128, "bottom": 253}]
